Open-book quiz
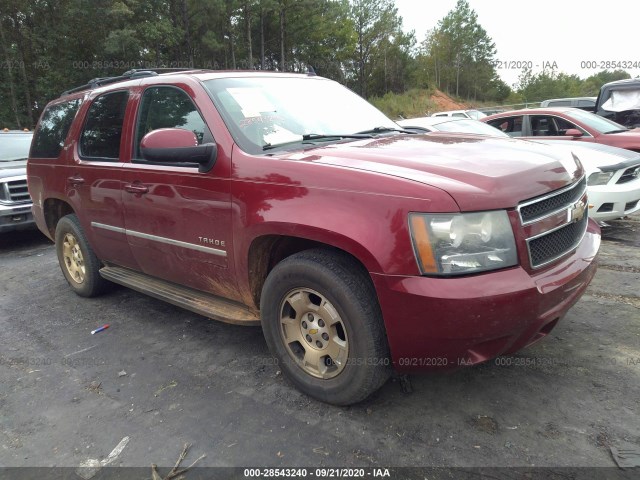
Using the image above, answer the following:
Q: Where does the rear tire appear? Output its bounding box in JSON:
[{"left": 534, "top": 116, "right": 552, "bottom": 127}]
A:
[
  {"left": 55, "top": 214, "right": 109, "bottom": 297},
  {"left": 260, "top": 249, "right": 391, "bottom": 405}
]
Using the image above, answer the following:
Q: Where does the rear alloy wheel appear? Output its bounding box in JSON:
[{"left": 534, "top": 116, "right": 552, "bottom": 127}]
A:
[
  {"left": 261, "top": 249, "right": 391, "bottom": 405},
  {"left": 55, "top": 214, "right": 110, "bottom": 297},
  {"left": 61, "top": 233, "right": 86, "bottom": 284}
]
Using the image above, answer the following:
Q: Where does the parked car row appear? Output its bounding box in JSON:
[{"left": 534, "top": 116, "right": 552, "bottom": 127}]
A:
[
  {"left": 398, "top": 114, "right": 640, "bottom": 223},
  {"left": 483, "top": 107, "right": 640, "bottom": 151}
]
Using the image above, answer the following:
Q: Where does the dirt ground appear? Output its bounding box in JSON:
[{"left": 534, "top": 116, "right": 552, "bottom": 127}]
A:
[
  {"left": 0, "top": 215, "right": 638, "bottom": 478},
  {"left": 429, "top": 90, "right": 469, "bottom": 111}
]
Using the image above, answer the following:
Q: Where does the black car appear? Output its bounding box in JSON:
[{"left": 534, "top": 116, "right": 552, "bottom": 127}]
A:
[{"left": 595, "top": 78, "right": 640, "bottom": 128}]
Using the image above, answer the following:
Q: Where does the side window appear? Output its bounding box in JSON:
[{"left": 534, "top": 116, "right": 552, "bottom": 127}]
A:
[
  {"left": 452, "top": 113, "right": 467, "bottom": 118},
  {"left": 80, "top": 91, "right": 129, "bottom": 161},
  {"left": 30, "top": 99, "right": 81, "bottom": 158},
  {"left": 548, "top": 101, "right": 570, "bottom": 107},
  {"left": 134, "top": 86, "right": 212, "bottom": 161},
  {"left": 530, "top": 115, "right": 559, "bottom": 136},
  {"left": 553, "top": 116, "right": 588, "bottom": 136},
  {"left": 488, "top": 116, "right": 523, "bottom": 137}
]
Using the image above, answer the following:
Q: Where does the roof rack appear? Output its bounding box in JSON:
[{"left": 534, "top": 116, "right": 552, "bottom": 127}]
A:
[{"left": 60, "top": 68, "right": 201, "bottom": 96}]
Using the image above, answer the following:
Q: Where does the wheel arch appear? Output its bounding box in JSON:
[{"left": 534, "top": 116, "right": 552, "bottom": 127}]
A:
[
  {"left": 245, "top": 229, "right": 381, "bottom": 311},
  {"left": 43, "top": 197, "right": 75, "bottom": 239}
]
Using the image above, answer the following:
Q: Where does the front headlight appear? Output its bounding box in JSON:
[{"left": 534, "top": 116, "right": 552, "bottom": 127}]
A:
[
  {"left": 587, "top": 171, "right": 614, "bottom": 186},
  {"left": 409, "top": 210, "right": 518, "bottom": 276}
]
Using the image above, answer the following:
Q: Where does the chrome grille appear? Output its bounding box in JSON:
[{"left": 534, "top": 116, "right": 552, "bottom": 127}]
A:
[
  {"left": 519, "top": 177, "right": 588, "bottom": 269},
  {"left": 518, "top": 177, "right": 586, "bottom": 224},
  {"left": 1, "top": 179, "right": 31, "bottom": 204},
  {"left": 528, "top": 214, "right": 588, "bottom": 268},
  {"left": 617, "top": 165, "right": 640, "bottom": 184}
]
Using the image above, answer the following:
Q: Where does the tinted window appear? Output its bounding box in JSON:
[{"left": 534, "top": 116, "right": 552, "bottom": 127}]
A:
[
  {"left": 548, "top": 101, "right": 571, "bottom": 107},
  {"left": 80, "top": 91, "right": 128, "bottom": 160},
  {"left": 488, "top": 116, "right": 523, "bottom": 137},
  {"left": 578, "top": 100, "right": 595, "bottom": 107},
  {"left": 530, "top": 116, "right": 559, "bottom": 136},
  {"left": 135, "top": 86, "right": 210, "bottom": 160},
  {"left": 30, "top": 99, "right": 81, "bottom": 158}
]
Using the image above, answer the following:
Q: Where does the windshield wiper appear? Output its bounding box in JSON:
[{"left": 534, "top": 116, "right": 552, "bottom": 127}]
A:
[
  {"left": 605, "top": 129, "right": 629, "bottom": 134},
  {"left": 302, "top": 133, "right": 374, "bottom": 141},
  {"left": 356, "top": 126, "right": 416, "bottom": 135},
  {"left": 262, "top": 133, "right": 374, "bottom": 151}
]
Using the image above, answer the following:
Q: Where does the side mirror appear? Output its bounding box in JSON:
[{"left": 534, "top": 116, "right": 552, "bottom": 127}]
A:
[
  {"left": 565, "top": 128, "right": 583, "bottom": 138},
  {"left": 140, "top": 128, "right": 217, "bottom": 172}
]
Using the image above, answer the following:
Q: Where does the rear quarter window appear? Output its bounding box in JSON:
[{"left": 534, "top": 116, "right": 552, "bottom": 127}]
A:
[
  {"left": 30, "top": 99, "right": 82, "bottom": 158},
  {"left": 80, "top": 91, "right": 129, "bottom": 161}
]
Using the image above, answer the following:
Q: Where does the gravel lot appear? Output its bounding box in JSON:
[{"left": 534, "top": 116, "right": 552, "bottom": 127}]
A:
[{"left": 0, "top": 215, "right": 638, "bottom": 478}]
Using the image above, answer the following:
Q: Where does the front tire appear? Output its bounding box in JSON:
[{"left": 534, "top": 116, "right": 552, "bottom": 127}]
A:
[
  {"left": 55, "top": 214, "right": 109, "bottom": 297},
  {"left": 260, "top": 249, "right": 391, "bottom": 405}
]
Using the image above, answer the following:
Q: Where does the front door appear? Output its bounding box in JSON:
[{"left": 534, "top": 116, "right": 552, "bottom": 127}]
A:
[{"left": 121, "top": 85, "right": 239, "bottom": 300}]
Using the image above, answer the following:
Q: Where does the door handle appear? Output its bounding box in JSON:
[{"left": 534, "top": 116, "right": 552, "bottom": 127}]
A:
[
  {"left": 124, "top": 183, "right": 149, "bottom": 194},
  {"left": 67, "top": 176, "right": 85, "bottom": 186}
]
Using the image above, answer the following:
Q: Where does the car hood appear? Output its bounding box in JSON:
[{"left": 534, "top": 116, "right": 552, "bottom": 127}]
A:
[
  {"left": 281, "top": 133, "right": 582, "bottom": 211},
  {"left": 0, "top": 160, "right": 27, "bottom": 178}
]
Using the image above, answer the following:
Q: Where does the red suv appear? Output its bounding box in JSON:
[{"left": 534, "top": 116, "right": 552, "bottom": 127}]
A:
[{"left": 28, "top": 70, "right": 600, "bottom": 405}]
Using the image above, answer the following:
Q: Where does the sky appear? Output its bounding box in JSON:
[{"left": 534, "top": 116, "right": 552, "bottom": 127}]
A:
[{"left": 395, "top": 0, "right": 640, "bottom": 87}]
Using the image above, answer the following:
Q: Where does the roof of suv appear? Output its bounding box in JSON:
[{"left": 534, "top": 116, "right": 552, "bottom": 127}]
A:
[{"left": 60, "top": 68, "right": 319, "bottom": 97}]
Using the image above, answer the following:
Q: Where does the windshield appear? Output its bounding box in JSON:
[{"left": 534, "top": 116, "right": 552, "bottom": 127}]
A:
[
  {"left": 466, "top": 110, "right": 487, "bottom": 120},
  {"left": 565, "top": 109, "right": 627, "bottom": 134},
  {"left": 203, "top": 76, "right": 397, "bottom": 153},
  {"left": 434, "top": 119, "right": 508, "bottom": 137},
  {"left": 0, "top": 133, "right": 33, "bottom": 161}
]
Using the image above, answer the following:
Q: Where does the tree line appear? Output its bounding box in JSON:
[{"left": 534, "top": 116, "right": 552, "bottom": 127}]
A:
[{"left": 0, "top": 0, "right": 634, "bottom": 128}]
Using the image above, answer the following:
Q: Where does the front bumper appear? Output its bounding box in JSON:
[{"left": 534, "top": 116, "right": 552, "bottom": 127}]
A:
[
  {"left": 588, "top": 178, "right": 640, "bottom": 221},
  {"left": 372, "top": 219, "right": 600, "bottom": 373},
  {"left": 0, "top": 202, "right": 35, "bottom": 233}
]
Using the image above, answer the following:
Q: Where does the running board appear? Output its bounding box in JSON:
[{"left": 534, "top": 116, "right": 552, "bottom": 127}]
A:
[{"left": 99, "top": 266, "right": 260, "bottom": 326}]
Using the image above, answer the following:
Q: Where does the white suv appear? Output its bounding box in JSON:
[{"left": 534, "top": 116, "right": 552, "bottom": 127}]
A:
[{"left": 430, "top": 109, "right": 487, "bottom": 120}]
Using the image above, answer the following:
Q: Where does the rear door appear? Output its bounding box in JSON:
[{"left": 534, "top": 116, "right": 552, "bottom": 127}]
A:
[
  {"left": 486, "top": 115, "right": 525, "bottom": 137},
  {"left": 68, "top": 90, "right": 139, "bottom": 269},
  {"left": 526, "top": 114, "right": 594, "bottom": 143},
  {"left": 121, "top": 84, "right": 239, "bottom": 300}
]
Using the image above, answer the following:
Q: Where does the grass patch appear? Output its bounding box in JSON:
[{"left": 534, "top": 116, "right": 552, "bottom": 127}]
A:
[{"left": 369, "top": 88, "right": 437, "bottom": 120}]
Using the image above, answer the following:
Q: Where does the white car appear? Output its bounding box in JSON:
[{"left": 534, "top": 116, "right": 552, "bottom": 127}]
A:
[
  {"left": 397, "top": 117, "right": 640, "bottom": 222},
  {"left": 534, "top": 140, "right": 640, "bottom": 222},
  {"left": 398, "top": 116, "right": 499, "bottom": 135},
  {"left": 430, "top": 109, "right": 487, "bottom": 120}
]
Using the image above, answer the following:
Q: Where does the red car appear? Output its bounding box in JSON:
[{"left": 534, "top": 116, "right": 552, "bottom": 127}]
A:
[
  {"left": 483, "top": 107, "right": 640, "bottom": 152},
  {"left": 28, "top": 70, "right": 599, "bottom": 404}
]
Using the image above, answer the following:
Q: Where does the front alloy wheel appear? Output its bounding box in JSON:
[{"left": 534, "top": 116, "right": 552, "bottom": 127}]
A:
[
  {"left": 280, "top": 288, "right": 349, "bottom": 379},
  {"left": 261, "top": 249, "right": 391, "bottom": 405}
]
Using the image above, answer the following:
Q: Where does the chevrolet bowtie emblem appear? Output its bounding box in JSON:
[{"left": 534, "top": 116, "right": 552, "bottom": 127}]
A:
[
  {"left": 568, "top": 199, "right": 586, "bottom": 223},
  {"left": 309, "top": 329, "right": 318, "bottom": 334}
]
